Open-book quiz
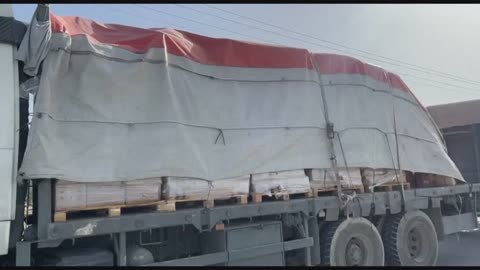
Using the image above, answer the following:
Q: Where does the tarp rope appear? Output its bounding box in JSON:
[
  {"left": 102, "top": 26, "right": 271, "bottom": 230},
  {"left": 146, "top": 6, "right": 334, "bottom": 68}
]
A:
[
  {"left": 312, "top": 55, "right": 347, "bottom": 208},
  {"left": 337, "top": 132, "right": 360, "bottom": 216}
]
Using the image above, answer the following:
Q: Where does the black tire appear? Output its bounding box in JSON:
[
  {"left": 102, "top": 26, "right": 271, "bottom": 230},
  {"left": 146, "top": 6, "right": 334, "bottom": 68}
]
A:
[
  {"left": 382, "top": 210, "right": 438, "bottom": 266},
  {"left": 370, "top": 215, "right": 385, "bottom": 232},
  {"left": 320, "top": 219, "right": 343, "bottom": 266},
  {"left": 320, "top": 217, "right": 385, "bottom": 266}
]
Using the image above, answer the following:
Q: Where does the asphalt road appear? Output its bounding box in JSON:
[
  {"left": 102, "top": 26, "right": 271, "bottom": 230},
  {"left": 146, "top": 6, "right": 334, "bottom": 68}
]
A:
[{"left": 437, "top": 229, "right": 480, "bottom": 266}]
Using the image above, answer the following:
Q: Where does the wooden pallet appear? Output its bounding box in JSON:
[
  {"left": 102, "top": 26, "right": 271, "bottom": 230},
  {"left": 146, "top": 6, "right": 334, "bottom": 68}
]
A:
[
  {"left": 251, "top": 191, "right": 312, "bottom": 203},
  {"left": 54, "top": 194, "right": 250, "bottom": 221},
  {"left": 159, "top": 195, "right": 249, "bottom": 212},
  {"left": 310, "top": 185, "right": 364, "bottom": 197},
  {"left": 364, "top": 182, "right": 410, "bottom": 192},
  {"left": 54, "top": 200, "right": 167, "bottom": 222}
]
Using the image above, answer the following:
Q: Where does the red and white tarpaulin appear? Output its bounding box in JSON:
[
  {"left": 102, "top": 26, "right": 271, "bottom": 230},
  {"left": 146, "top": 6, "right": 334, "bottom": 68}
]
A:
[{"left": 16, "top": 12, "right": 463, "bottom": 182}]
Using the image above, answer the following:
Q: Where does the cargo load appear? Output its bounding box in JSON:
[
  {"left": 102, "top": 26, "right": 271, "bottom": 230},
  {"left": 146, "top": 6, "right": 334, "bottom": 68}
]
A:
[
  {"left": 413, "top": 173, "right": 457, "bottom": 188},
  {"left": 163, "top": 175, "right": 250, "bottom": 201},
  {"left": 251, "top": 170, "right": 311, "bottom": 197},
  {"left": 54, "top": 178, "right": 163, "bottom": 211},
  {"left": 307, "top": 168, "right": 363, "bottom": 191},
  {"left": 361, "top": 168, "right": 407, "bottom": 186},
  {"left": 16, "top": 13, "right": 464, "bottom": 210}
]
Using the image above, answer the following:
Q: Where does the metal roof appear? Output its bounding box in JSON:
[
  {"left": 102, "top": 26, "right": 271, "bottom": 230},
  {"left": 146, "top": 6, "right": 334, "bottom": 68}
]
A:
[{"left": 428, "top": 99, "right": 480, "bottom": 129}]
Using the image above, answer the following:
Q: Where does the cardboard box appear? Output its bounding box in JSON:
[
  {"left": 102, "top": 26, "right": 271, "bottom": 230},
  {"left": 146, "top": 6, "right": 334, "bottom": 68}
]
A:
[
  {"left": 125, "top": 178, "right": 162, "bottom": 205},
  {"left": 251, "top": 170, "right": 311, "bottom": 196},
  {"left": 86, "top": 182, "right": 125, "bottom": 208},
  {"left": 414, "top": 173, "right": 456, "bottom": 188},
  {"left": 362, "top": 168, "right": 406, "bottom": 186},
  {"left": 307, "top": 168, "right": 362, "bottom": 190},
  {"left": 163, "top": 175, "right": 250, "bottom": 201},
  {"left": 55, "top": 180, "right": 87, "bottom": 211}
]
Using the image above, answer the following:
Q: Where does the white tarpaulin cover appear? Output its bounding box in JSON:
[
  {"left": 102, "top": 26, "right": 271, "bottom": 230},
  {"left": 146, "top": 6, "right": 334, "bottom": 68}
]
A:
[{"left": 16, "top": 13, "right": 464, "bottom": 183}]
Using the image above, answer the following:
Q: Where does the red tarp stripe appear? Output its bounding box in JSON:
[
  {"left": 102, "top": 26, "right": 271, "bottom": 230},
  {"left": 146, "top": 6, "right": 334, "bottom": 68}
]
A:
[
  {"left": 313, "top": 54, "right": 406, "bottom": 92},
  {"left": 313, "top": 54, "right": 426, "bottom": 110},
  {"left": 50, "top": 14, "right": 425, "bottom": 109},
  {"left": 50, "top": 14, "right": 315, "bottom": 69}
]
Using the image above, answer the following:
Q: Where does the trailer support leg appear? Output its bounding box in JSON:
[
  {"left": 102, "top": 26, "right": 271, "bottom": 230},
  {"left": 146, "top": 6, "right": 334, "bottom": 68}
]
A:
[
  {"left": 15, "top": 241, "right": 31, "bottom": 266},
  {"left": 115, "top": 232, "right": 127, "bottom": 266},
  {"left": 36, "top": 179, "right": 61, "bottom": 248},
  {"left": 37, "top": 179, "right": 52, "bottom": 241},
  {"left": 303, "top": 215, "right": 312, "bottom": 266},
  {"left": 308, "top": 216, "right": 320, "bottom": 266}
]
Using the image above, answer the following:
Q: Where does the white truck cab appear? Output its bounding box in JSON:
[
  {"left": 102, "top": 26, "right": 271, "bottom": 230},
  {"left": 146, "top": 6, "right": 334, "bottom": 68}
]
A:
[{"left": 0, "top": 3, "right": 19, "bottom": 256}]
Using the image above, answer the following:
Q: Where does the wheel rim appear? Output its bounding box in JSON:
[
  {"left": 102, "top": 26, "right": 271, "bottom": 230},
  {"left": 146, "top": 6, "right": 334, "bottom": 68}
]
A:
[
  {"left": 405, "top": 220, "right": 431, "bottom": 264},
  {"left": 345, "top": 237, "right": 366, "bottom": 266}
]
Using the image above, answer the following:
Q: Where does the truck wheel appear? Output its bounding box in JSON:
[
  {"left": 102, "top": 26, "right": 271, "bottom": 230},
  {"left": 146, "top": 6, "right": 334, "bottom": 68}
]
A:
[
  {"left": 382, "top": 210, "right": 438, "bottom": 266},
  {"left": 320, "top": 217, "right": 385, "bottom": 266}
]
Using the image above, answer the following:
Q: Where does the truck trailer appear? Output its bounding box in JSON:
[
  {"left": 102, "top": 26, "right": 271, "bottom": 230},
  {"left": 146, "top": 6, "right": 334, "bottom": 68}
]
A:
[{"left": 0, "top": 4, "right": 479, "bottom": 266}]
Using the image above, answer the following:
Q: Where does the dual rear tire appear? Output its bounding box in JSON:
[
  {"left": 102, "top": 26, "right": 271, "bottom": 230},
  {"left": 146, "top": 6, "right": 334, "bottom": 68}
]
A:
[
  {"left": 320, "top": 211, "right": 438, "bottom": 266},
  {"left": 320, "top": 217, "right": 385, "bottom": 266},
  {"left": 382, "top": 210, "right": 438, "bottom": 266}
]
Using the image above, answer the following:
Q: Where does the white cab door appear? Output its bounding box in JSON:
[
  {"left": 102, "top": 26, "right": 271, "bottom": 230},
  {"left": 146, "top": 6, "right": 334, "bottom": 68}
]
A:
[{"left": 0, "top": 3, "right": 19, "bottom": 255}]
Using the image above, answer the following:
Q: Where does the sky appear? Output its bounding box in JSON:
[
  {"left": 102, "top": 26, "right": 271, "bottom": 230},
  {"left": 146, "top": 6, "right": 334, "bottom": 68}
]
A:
[{"left": 11, "top": 4, "right": 480, "bottom": 106}]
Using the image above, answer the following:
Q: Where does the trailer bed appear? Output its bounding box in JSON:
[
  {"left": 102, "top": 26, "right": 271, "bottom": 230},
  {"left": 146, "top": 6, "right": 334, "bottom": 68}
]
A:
[{"left": 14, "top": 181, "right": 479, "bottom": 266}]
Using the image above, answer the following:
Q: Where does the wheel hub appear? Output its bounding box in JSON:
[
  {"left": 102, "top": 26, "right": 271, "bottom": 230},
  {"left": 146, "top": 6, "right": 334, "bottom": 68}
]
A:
[
  {"left": 407, "top": 228, "right": 422, "bottom": 259},
  {"left": 346, "top": 238, "right": 365, "bottom": 265}
]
